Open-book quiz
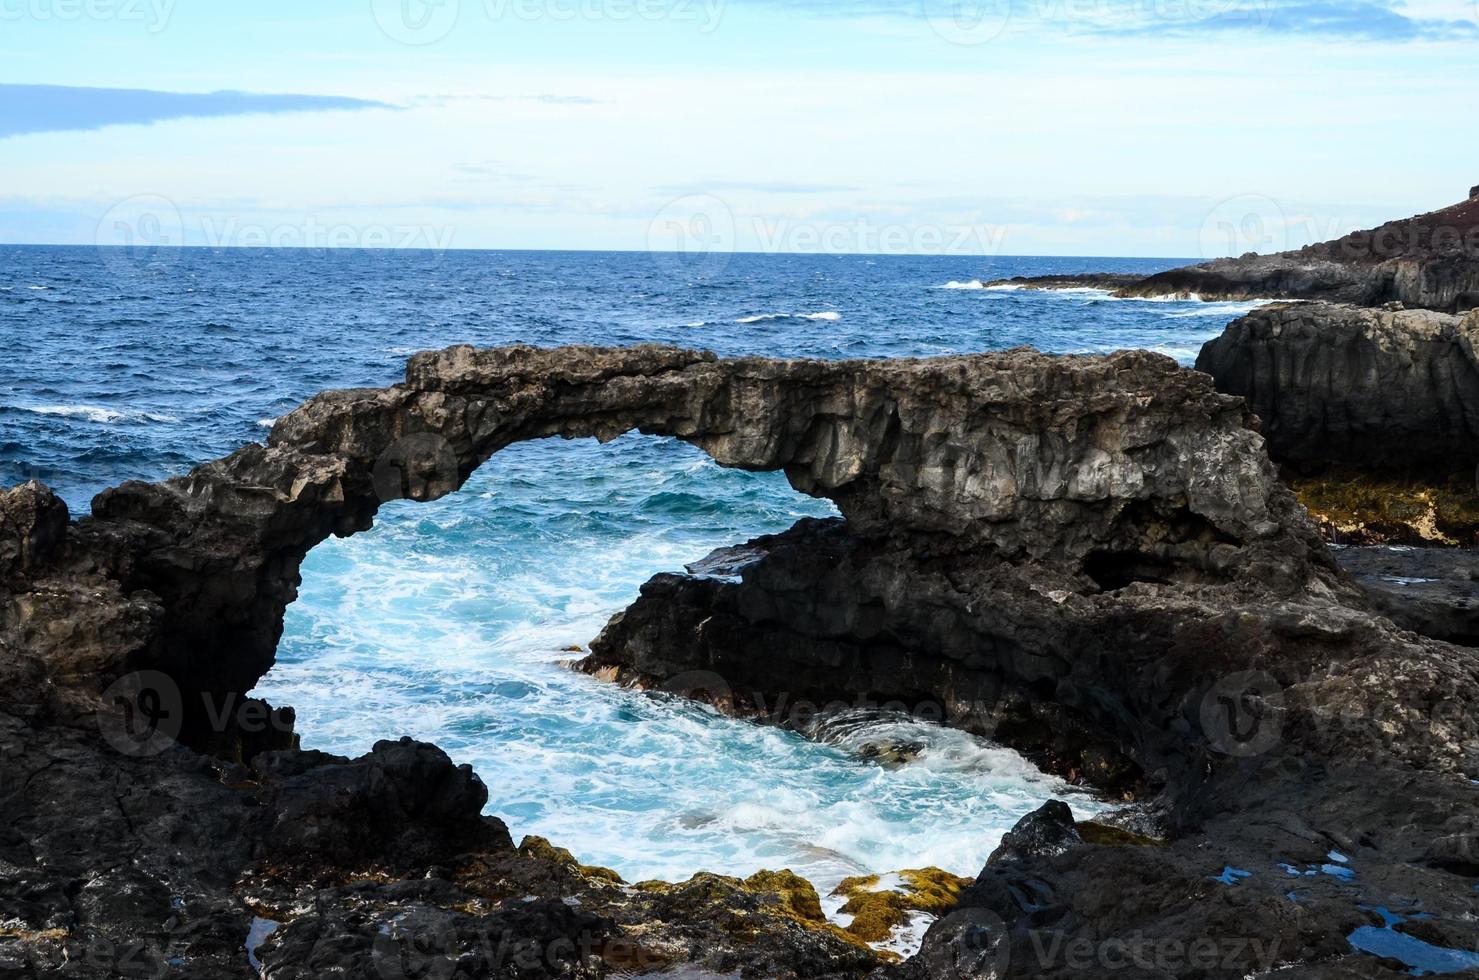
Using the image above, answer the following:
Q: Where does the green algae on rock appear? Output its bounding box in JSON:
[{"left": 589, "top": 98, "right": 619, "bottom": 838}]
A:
[
  {"left": 1291, "top": 469, "right": 1479, "bottom": 546},
  {"left": 829, "top": 869, "right": 974, "bottom": 944}
]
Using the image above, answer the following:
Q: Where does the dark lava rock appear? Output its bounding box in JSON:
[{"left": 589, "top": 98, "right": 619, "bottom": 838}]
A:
[
  {"left": 4, "top": 343, "right": 1479, "bottom": 978},
  {"left": 979, "top": 273, "right": 1146, "bottom": 292},
  {"left": 1335, "top": 545, "right": 1479, "bottom": 646},
  {"left": 985, "top": 801, "right": 1082, "bottom": 865},
  {"left": 255, "top": 737, "right": 513, "bottom": 868},
  {"left": 0, "top": 481, "right": 68, "bottom": 582},
  {"left": 1196, "top": 301, "right": 1479, "bottom": 473},
  {"left": 1005, "top": 189, "right": 1479, "bottom": 313},
  {"left": 1124, "top": 191, "right": 1479, "bottom": 312}
]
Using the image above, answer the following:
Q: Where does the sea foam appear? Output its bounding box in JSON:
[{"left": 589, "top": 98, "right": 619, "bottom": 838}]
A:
[{"left": 736, "top": 311, "right": 842, "bottom": 323}]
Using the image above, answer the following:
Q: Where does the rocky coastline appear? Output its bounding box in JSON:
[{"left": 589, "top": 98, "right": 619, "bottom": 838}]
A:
[
  {"left": 994, "top": 187, "right": 1479, "bottom": 312},
  {"left": 3, "top": 340, "right": 1478, "bottom": 977}
]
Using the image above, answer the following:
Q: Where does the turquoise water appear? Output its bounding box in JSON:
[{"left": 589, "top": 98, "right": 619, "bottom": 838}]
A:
[
  {"left": 0, "top": 246, "right": 1272, "bottom": 888},
  {"left": 255, "top": 435, "right": 1089, "bottom": 888}
]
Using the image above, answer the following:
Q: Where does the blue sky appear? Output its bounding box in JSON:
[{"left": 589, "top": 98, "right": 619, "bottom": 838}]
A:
[{"left": 1, "top": 0, "right": 1476, "bottom": 256}]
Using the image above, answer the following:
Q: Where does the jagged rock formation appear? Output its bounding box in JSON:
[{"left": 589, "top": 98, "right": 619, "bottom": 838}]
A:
[
  {"left": 1192, "top": 301, "right": 1479, "bottom": 547},
  {"left": 14, "top": 342, "right": 1315, "bottom": 729},
  {"left": 1196, "top": 301, "right": 1479, "bottom": 472},
  {"left": 3, "top": 343, "right": 1478, "bottom": 978},
  {"left": 1003, "top": 190, "right": 1479, "bottom": 312}
]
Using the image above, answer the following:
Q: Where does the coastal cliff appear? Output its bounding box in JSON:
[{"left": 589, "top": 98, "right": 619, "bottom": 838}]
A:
[
  {"left": 994, "top": 188, "right": 1479, "bottom": 312},
  {"left": 1196, "top": 302, "right": 1479, "bottom": 472},
  {"left": 3, "top": 345, "right": 1477, "bottom": 977},
  {"left": 1193, "top": 301, "right": 1479, "bottom": 546}
]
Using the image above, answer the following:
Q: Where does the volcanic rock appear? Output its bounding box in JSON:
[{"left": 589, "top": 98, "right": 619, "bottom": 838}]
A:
[
  {"left": 1196, "top": 301, "right": 1479, "bottom": 472},
  {"left": 3, "top": 343, "right": 1477, "bottom": 978}
]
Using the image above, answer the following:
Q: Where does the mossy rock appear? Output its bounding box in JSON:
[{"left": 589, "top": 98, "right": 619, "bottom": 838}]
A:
[
  {"left": 831, "top": 868, "right": 973, "bottom": 943},
  {"left": 744, "top": 869, "right": 825, "bottom": 923},
  {"left": 1292, "top": 469, "right": 1479, "bottom": 546},
  {"left": 1077, "top": 821, "right": 1162, "bottom": 847},
  {"left": 516, "top": 835, "right": 624, "bottom": 883},
  {"left": 632, "top": 870, "right": 823, "bottom": 923}
]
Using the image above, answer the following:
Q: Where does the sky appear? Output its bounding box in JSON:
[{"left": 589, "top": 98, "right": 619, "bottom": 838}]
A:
[{"left": 1, "top": 0, "right": 1476, "bottom": 257}]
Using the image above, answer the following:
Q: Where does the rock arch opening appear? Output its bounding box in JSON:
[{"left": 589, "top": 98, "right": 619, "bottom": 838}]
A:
[
  {"left": 73, "top": 342, "right": 1329, "bottom": 812},
  {"left": 250, "top": 431, "right": 1096, "bottom": 889}
]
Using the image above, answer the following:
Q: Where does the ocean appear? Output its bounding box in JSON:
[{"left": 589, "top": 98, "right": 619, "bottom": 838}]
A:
[{"left": 0, "top": 245, "right": 1270, "bottom": 891}]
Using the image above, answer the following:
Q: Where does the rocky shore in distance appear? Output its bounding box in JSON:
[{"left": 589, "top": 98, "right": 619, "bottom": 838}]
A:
[
  {"left": 990, "top": 186, "right": 1479, "bottom": 312},
  {"left": 4, "top": 343, "right": 1472, "bottom": 977},
  {"left": 972, "top": 273, "right": 1145, "bottom": 293}
]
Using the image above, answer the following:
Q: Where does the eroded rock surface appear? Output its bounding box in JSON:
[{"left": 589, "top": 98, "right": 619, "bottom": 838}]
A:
[
  {"left": 1193, "top": 301, "right": 1479, "bottom": 547},
  {"left": 2, "top": 344, "right": 1477, "bottom": 978},
  {"left": 1196, "top": 302, "right": 1479, "bottom": 473}
]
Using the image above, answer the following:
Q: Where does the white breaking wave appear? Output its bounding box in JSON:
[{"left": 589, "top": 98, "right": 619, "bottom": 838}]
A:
[
  {"left": 736, "top": 311, "right": 842, "bottom": 324},
  {"left": 255, "top": 442, "right": 1100, "bottom": 897},
  {"left": 1147, "top": 346, "right": 1202, "bottom": 363},
  {"left": 13, "top": 404, "right": 178, "bottom": 424},
  {"left": 1160, "top": 299, "right": 1277, "bottom": 318},
  {"left": 965, "top": 282, "right": 1116, "bottom": 297},
  {"left": 257, "top": 417, "right": 279, "bottom": 429}
]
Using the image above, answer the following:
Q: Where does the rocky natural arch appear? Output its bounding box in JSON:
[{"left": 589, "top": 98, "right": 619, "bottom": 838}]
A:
[
  {"left": 12, "top": 344, "right": 1297, "bottom": 745},
  {"left": 5, "top": 343, "right": 1479, "bottom": 978}
]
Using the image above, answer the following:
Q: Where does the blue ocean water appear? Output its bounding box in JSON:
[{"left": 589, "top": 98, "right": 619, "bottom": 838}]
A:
[{"left": 1, "top": 245, "right": 1269, "bottom": 890}]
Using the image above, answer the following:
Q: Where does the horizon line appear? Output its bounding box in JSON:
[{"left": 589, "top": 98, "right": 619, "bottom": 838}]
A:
[{"left": 1, "top": 242, "right": 1202, "bottom": 262}]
